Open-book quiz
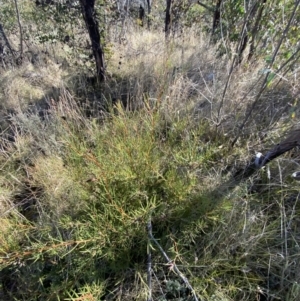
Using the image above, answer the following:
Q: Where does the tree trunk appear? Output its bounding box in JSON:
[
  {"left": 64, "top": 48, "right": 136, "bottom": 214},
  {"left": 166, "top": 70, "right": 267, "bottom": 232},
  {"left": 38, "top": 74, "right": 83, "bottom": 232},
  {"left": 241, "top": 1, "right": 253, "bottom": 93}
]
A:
[
  {"left": 13, "top": 0, "right": 23, "bottom": 65},
  {"left": 165, "top": 0, "right": 172, "bottom": 39},
  {"left": 138, "top": 5, "right": 145, "bottom": 27},
  {"left": 212, "top": 0, "right": 222, "bottom": 36},
  {"left": 146, "top": 0, "right": 151, "bottom": 30},
  {"left": 79, "top": 0, "right": 105, "bottom": 82}
]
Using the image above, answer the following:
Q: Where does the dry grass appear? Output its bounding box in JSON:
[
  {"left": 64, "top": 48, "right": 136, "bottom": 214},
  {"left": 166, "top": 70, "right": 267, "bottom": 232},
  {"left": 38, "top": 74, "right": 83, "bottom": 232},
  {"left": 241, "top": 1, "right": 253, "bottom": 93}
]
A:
[{"left": 2, "top": 61, "right": 63, "bottom": 103}]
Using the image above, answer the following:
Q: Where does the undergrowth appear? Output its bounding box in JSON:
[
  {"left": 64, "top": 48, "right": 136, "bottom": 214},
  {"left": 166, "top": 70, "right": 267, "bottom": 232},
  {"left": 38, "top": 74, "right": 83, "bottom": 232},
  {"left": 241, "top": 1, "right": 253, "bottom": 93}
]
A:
[
  {"left": 1, "top": 21, "right": 300, "bottom": 301},
  {"left": 1, "top": 91, "right": 300, "bottom": 301}
]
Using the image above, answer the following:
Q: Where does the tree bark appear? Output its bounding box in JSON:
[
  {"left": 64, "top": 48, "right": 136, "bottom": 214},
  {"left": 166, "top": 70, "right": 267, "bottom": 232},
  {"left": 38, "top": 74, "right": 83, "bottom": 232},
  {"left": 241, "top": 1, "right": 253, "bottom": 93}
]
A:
[{"left": 80, "top": 0, "right": 105, "bottom": 82}]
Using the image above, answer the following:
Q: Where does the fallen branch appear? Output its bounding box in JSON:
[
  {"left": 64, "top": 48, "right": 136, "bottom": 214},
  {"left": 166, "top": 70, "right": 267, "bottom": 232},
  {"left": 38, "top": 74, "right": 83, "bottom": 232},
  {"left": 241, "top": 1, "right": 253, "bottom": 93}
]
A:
[{"left": 234, "top": 129, "right": 300, "bottom": 182}]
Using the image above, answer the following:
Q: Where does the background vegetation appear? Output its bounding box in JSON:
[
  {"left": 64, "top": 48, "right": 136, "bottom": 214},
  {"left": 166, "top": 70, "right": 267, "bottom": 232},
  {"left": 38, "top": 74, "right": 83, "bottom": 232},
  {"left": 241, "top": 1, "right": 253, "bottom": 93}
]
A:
[{"left": 1, "top": 0, "right": 300, "bottom": 300}]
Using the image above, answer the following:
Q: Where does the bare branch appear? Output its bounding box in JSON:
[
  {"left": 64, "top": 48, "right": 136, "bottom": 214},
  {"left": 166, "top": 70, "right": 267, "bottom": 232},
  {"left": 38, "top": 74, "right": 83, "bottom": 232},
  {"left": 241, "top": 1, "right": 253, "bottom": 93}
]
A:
[
  {"left": 148, "top": 220, "right": 200, "bottom": 301},
  {"left": 234, "top": 129, "right": 300, "bottom": 182},
  {"left": 197, "top": 1, "right": 214, "bottom": 12},
  {"left": 13, "top": 0, "right": 23, "bottom": 64},
  {"left": 147, "top": 218, "right": 152, "bottom": 301}
]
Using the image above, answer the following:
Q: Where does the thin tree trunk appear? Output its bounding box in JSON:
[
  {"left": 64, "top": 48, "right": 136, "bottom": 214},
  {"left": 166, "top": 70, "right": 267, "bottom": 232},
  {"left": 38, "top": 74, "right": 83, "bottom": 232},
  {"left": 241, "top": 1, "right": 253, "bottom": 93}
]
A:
[
  {"left": 0, "top": 23, "right": 16, "bottom": 64},
  {"left": 211, "top": 0, "right": 222, "bottom": 36},
  {"left": 0, "top": 24, "right": 14, "bottom": 54},
  {"left": 80, "top": 0, "right": 105, "bottom": 82},
  {"left": 237, "top": 31, "right": 248, "bottom": 64},
  {"left": 248, "top": 0, "right": 267, "bottom": 61},
  {"left": 237, "top": 1, "right": 261, "bottom": 65},
  {"left": 146, "top": 0, "right": 151, "bottom": 30},
  {"left": 138, "top": 5, "right": 145, "bottom": 27},
  {"left": 165, "top": 0, "right": 172, "bottom": 39},
  {"left": 13, "top": 0, "right": 23, "bottom": 65}
]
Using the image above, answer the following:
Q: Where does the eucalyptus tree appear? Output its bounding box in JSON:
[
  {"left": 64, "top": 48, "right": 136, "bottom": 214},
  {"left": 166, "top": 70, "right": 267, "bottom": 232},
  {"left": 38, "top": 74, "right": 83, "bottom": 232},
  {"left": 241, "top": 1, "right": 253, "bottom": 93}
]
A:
[{"left": 79, "top": 0, "right": 105, "bottom": 82}]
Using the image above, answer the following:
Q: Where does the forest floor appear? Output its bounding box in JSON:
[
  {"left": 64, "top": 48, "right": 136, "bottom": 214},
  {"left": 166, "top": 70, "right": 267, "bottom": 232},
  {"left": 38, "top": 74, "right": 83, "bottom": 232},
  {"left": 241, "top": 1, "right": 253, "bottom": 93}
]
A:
[{"left": 1, "top": 24, "right": 300, "bottom": 301}]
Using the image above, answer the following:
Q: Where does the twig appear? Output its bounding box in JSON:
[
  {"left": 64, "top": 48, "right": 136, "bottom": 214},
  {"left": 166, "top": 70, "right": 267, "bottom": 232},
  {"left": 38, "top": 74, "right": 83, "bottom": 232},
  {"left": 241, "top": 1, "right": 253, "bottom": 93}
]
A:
[
  {"left": 148, "top": 220, "right": 200, "bottom": 301},
  {"left": 152, "top": 269, "right": 165, "bottom": 298},
  {"left": 13, "top": 0, "right": 23, "bottom": 64},
  {"left": 147, "top": 218, "right": 152, "bottom": 301},
  {"left": 197, "top": 1, "right": 214, "bottom": 12}
]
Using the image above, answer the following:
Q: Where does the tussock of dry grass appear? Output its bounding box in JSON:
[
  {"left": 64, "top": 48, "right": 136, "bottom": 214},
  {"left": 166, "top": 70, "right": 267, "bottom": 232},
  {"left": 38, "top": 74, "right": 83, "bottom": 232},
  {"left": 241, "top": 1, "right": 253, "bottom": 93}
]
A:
[{"left": 0, "top": 61, "right": 64, "bottom": 113}]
